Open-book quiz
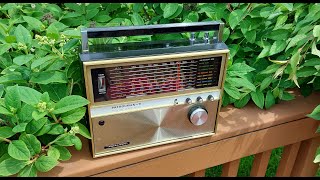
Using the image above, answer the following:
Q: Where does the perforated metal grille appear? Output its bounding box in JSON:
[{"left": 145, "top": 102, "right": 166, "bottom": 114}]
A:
[{"left": 91, "top": 56, "right": 222, "bottom": 102}]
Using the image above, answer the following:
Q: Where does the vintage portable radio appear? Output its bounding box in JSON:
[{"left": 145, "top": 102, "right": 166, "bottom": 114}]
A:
[{"left": 80, "top": 21, "right": 229, "bottom": 158}]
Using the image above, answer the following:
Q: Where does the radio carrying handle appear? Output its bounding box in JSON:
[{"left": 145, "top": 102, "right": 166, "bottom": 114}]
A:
[{"left": 81, "top": 21, "right": 224, "bottom": 53}]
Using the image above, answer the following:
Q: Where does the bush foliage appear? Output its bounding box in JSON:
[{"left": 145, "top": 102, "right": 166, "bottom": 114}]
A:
[{"left": 0, "top": 3, "right": 319, "bottom": 177}]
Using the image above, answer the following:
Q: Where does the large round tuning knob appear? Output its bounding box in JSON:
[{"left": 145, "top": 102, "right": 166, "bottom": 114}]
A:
[{"left": 188, "top": 105, "right": 208, "bottom": 126}]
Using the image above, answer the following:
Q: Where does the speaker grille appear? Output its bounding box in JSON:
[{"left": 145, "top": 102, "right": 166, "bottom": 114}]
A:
[{"left": 91, "top": 56, "right": 222, "bottom": 102}]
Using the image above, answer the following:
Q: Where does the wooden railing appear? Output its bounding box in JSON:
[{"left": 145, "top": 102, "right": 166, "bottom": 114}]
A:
[{"left": 41, "top": 90, "right": 320, "bottom": 177}]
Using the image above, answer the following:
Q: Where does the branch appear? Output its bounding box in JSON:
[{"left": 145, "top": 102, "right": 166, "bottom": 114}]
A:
[{"left": 0, "top": 137, "right": 11, "bottom": 143}]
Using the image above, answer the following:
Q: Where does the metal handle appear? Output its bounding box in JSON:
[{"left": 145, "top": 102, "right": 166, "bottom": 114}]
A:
[{"left": 81, "top": 21, "right": 224, "bottom": 53}]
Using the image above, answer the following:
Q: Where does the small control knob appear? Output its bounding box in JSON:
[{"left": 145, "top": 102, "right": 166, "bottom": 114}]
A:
[
  {"left": 208, "top": 95, "right": 215, "bottom": 101},
  {"left": 196, "top": 96, "right": 203, "bottom": 103},
  {"left": 188, "top": 105, "right": 208, "bottom": 126},
  {"left": 186, "top": 98, "right": 192, "bottom": 104}
]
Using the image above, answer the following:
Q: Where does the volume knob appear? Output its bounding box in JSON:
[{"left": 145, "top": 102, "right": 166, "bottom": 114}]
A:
[{"left": 188, "top": 105, "right": 208, "bottom": 126}]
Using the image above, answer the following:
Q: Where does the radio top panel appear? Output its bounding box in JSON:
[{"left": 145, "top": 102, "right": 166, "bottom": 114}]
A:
[{"left": 79, "top": 21, "right": 228, "bottom": 62}]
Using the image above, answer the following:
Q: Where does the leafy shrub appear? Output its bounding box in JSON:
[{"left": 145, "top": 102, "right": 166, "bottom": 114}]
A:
[{"left": 0, "top": 3, "right": 319, "bottom": 177}]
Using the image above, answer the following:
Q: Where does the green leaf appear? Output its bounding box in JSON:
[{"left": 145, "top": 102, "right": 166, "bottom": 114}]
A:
[
  {"left": 0, "top": 157, "right": 28, "bottom": 176},
  {"left": 267, "top": 29, "right": 290, "bottom": 41},
  {"left": 131, "top": 12, "right": 144, "bottom": 26},
  {"left": 76, "top": 122, "right": 91, "bottom": 139},
  {"left": 64, "top": 3, "right": 82, "bottom": 12},
  {"left": 311, "top": 41, "right": 320, "bottom": 58},
  {"left": 30, "top": 71, "right": 67, "bottom": 85},
  {"left": 0, "top": 105, "right": 12, "bottom": 116},
  {"left": 19, "top": 134, "right": 41, "bottom": 156},
  {"left": 31, "top": 55, "right": 57, "bottom": 70},
  {"left": 307, "top": 105, "right": 320, "bottom": 120},
  {"left": 93, "top": 15, "right": 112, "bottom": 23},
  {"left": 226, "top": 77, "right": 256, "bottom": 91},
  {"left": 62, "top": 29, "right": 81, "bottom": 38},
  {"left": 228, "top": 9, "right": 244, "bottom": 30},
  {"left": 234, "top": 94, "right": 251, "bottom": 108},
  {"left": 167, "top": 4, "right": 183, "bottom": 19},
  {"left": 47, "top": 146, "right": 60, "bottom": 160},
  {"left": 13, "top": 54, "right": 34, "bottom": 66},
  {"left": 0, "top": 44, "right": 11, "bottom": 56},
  {"left": 5, "top": 85, "right": 21, "bottom": 110},
  {"left": 265, "top": 90, "right": 275, "bottom": 110},
  {"left": 280, "top": 3, "right": 293, "bottom": 11},
  {"left": 34, "top": 121, "right": 52, "bottom": 137},
  {"left": 86, "top": 8, "right": 99, "bottom": 20},
  {"left": 18, "top": 164, "right": 37, "bottom": 177},
  {"left": 22, "top": 16, "right": 44, "bottom": 31},
  {"left": 250, "top": 89, "right": 265, "bottom": 109},
  {"left": 224, "top": 82, "right": 241, "bottom": 100},
  {"left": 71, "top": 135, "right": 82, "bottom": 151},
  {"left": 5, "top": 35, "right": 16, "bottom": 43},
  {"left": 273, "top": 87, "right": 280, "bottom": 98},
  {"left": 223, "top": 27, "right": 230, "bottom": 41},
  {"left": 61, "top": 107, "right": 86, "bottom": 124},
  {"left": 14, "top": 25, "right": 32, "bottom": 45},
  {"left": 8, "top": 140, "right": 31, "bottom": 160},
  {"left": 228, "top": 44, "right": 240, "bottom": 59},
  {"left": 133, "top": 3, "right": 144, "bottom": 12},
  {"left": 18, "top": 104, "right": 36, "bottom": 123},
  {"left": 186, "top": 12, "right": 199, "bottom": 22},
  {"left": 227, "top": 62, "right": 255, "bottom": 76},
  {"left": 244, "top": 30, "right": 256, "bottom": 44},
  {"left": 296, "top": 67, "right": 317, "bottom": 77},
  {"left": 53, "top": 95, "right": 89, "bottom": 114},
  {"left": 18, "top": 86, "right": 42, "bottom": 105},
  {"left": 62, "top": 39, "right": 79, "bottom": 53},
  {"left": 35, "top": 155, "right": 59, "bottom": 172},
  {"left": 46, "top": 24, "right": 59, "bottom": 40},
  {"left": 12, "top": 123, "right": 27, "bottom": 133},
  {"left": 50, "top": 21, "right": 68, "bottom": 32},
  {"left": 313, "top": 25, "right": 320, "bottom": 38},
  {"left": 280, "top": 91, "right": 295, "bottom": 101},
  {"left": 25, "top": 118, "right": 47, "bottom": 134},
  {"left": 32, "top": 111, "right": 47, "bottom": 121},
  {"left": 0, "top": 126, "right": 15, "bottom": 139},
  {"left": 52, "top": 145, "right": 71, "bottom": 161},
  {"left": 54, "top": 134, "right": 74, "bottom": 146},
  {"left": 275, "top": 15, "right": 287, "bottom": 27},
  {"left": 0, "top": 73, "right": 26, "bottom": 84},
  {"left": 269, "top": 40, "right": 286, "bottom": 56},
  {"left": 47, "top": 124, "right": 65, "bottom": 135},
  {"left": 39, "top": 84, "right": 68, "bottom": 102},
  {"left": 290, "top": 51, "right": 301, "bottom": 76},
  {"left": 303, "top": 58, "right": 320, "bottom": 67},
  {"left": 0, "top": 84, "right": 4, "bottom": 98},
  {"left": 163, "top": 3, "right": 179, "bottom": 19},
  {"left": 257, "top": 42, "right": 271, "bottom": 59},
  {"left": 286, "top": 34, "right": 307, "bottom": 51},
  {"left": 260, "top": 76, "right": 273, "bottom": 91}
]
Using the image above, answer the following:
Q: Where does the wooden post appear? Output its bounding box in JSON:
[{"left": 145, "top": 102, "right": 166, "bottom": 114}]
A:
[
  {"left": 188, "top": 169, "right": 206, "bottom": 177},
  {"left": 291, "top": 137, "right": 320, "bottom": 176},
  {"left": 221, "top": 159, "right": 240, "bottom": 177},
  {"left": 276, "top": 142, "right": 301, "bottom": 176},
  {"left": 250, "top": 150, "right": 272, "bottom": 177}
]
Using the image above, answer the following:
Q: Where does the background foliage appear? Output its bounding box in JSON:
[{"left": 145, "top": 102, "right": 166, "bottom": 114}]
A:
[{"left": 0, "top": 3, "right": 319, "bottom": 177}]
